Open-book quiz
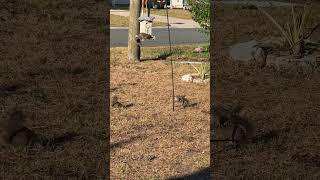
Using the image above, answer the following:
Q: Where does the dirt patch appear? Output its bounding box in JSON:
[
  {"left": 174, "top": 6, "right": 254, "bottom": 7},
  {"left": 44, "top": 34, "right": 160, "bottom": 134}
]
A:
[{"left": 211, "top": 3, "right": 320, "bottom": 179}]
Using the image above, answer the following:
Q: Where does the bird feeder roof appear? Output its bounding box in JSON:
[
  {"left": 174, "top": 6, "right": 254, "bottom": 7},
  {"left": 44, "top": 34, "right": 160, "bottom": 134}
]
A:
[{"left": 138, "top": 16, "right": 155, "bottom": 22}]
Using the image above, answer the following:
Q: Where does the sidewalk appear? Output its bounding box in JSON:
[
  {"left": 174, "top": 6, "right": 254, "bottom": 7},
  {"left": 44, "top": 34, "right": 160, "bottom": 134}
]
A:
[
  {"left": 110, "top": 9, "right": 200, "bottom": 29},
  {"left": 215, "top": 0, "right": 302, "bottom": 7}
]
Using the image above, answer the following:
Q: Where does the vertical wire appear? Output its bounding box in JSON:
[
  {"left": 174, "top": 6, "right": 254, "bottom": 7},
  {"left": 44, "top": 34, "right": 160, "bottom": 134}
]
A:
[{"left": 165, "top": 0, "right": 175, "bottom": 112}]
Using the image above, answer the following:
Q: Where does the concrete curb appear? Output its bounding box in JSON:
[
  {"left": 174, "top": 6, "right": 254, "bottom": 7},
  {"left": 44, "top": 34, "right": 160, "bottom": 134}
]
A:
[
  {"left": 110, "top": 26, "right": 200, "bottom": 29},
  {"left": 214, "top": 0, "right": 303, "bottom": 7}
]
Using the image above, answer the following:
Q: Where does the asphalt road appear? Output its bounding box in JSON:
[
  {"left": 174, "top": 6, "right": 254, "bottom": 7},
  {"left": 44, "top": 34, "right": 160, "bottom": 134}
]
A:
[{"left": 110, "top": 28, "right": 209, "bottom": 47}]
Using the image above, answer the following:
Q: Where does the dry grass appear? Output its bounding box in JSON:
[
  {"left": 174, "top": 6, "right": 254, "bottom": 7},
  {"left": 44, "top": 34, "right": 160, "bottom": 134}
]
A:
[
  {"left": 110, "top": 46, "right": 210, "bottom": 179},
  {"left": 111, "top": 14, "right": 168, "bottom": 27},
  {"left": 211, "top": 3, "right": 320, "bottom": 179},
  {"left": 0, "top": 0, "right": 108, "bottom": 179},
  {"left": 112, "top": 5, "right": 192, "bottom": 20},
  {"left": 150, "top": 9, "right": 192, "bottom": 19},
  {"left": 110, "top": 14, "right": 129, "bottom": 27}
]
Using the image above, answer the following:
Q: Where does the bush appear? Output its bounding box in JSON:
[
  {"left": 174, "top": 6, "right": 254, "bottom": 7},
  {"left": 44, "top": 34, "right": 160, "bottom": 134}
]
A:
[
  {"left": 257, "top": 3, "right": 312, "bottom": 56},
  {"left": 187, "top": 0, "right": 210, "bottom": 36}
]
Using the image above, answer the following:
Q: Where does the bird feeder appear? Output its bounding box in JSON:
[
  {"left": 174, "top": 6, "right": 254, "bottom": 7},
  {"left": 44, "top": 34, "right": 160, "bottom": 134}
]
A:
[
  {"left": 138, "top": 0, "right": 155, "bottom": 36},
  {"left": 138, "top": 15, "right": 155, "bottom": 35}
]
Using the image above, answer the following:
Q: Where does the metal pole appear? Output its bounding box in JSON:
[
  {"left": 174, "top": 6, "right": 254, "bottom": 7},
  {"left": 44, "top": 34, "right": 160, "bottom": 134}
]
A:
[
  {"left": 165, "top": 0, "right": 175, "bottom": 112},
  {"left": 147, "top": 0, "right": 151, "bottom": 17}
]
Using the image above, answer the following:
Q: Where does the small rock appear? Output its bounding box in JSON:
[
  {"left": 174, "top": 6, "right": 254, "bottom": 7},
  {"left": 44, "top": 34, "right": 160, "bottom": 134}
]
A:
[
  {"left": 229, "top": 40, "right": 265, "bottom": 64},
  {"left": 266, "top": 55, "right": 317, "bottom": 75},
  {"left": 229, "top": 39, "right": 318, "bottom": 74},
  {"left": 181, "top": 74, "right": 193, "bottom": 82},
  {"left": 193, "top": 78, "right": 209, "bottom": 83},
  {"left": 194, "top": 47, "right": 205, "bottom": 53}
]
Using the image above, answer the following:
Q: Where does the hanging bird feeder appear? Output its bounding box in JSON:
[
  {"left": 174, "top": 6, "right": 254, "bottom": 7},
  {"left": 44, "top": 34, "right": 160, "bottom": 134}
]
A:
[
  {"left": 138, "top": 15, "right": 155, "bottom": 35},
  {"left": 138, "top": 0, "right": 155, "bottom": 36},
  {"left": 135, "top": 0, "right": 156, "bottom": 46}
]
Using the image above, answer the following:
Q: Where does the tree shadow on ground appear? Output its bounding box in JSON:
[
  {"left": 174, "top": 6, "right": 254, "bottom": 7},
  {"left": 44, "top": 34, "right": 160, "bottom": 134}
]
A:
[
  {"left": 166, "top": 167, "right": 211, "bottom": 180},
  {"left": 49, "top": 132, "right": 79, "bottom": 146},
  {"left": 141, "top": 52, "right": 173, "bottom": 61}
]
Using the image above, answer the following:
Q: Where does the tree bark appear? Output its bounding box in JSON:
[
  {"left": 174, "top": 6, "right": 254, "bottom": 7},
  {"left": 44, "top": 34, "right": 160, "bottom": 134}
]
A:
[{"left": 128, "top": 0, "right": 141, "bottom": 62}]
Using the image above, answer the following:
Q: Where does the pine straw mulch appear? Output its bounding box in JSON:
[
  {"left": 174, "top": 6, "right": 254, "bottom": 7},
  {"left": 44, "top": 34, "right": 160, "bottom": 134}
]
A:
[
  {"left": 0, "top": 0, "right": 108, "bottom": 179},
  {"left": 110, "top": 47, "right": 210, "bottom": 179},
  {"left": 211, "top": 3, "right": 320, "bottom": 179}
]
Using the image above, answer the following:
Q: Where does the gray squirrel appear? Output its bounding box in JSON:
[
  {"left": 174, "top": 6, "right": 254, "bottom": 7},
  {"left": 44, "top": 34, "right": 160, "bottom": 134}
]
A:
[
  {"left": 135, "top": 33, "right": 156, "bottom": 46},
  {"left": 174, "top": 95, "right": 197, "bottom": 108},
  {"left": 0, "top": 108, "right": 45, "bottom": 147},
  {"left": 211, "top": 104, "right": 255, "bottom": 148},
  {"left": 0, "top": 107, "right": 76, "bottom": 148}
]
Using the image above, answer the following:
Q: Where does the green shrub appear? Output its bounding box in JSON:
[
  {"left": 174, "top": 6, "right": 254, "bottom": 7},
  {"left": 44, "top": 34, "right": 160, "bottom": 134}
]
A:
[
  {"left": 257, "top": 3, "right": 312, "bottom": 56},
  {"left": 187, "top": 0, "right": 210, "bottom": 36},
  {"left": 191, "top": 63, "right": 210, "bottom": 80}
]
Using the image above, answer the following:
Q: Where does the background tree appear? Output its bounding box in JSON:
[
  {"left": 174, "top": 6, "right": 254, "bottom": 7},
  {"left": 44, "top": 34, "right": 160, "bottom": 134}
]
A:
[{"left": 187, "top": 0, "right": 210, "bottom": 36}]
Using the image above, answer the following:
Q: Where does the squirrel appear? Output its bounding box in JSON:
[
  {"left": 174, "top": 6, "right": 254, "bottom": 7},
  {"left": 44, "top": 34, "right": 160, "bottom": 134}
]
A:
[
  {"left": 174, "top": 95, "right": 197, "bottom": 108},
  {"left": 135, "top": 33, "right": 156, "bottom": 47},
  {"left": 0, "top": 108, "right": 46, "bottom": 147},
  {"left": 1, "top": 107, "right": 77, "bottom": 148},
  {"left": 211, "top": 103, "right": 255, "bottom": 148},
  {"left": 111, "top": 96, "right": 133, "bottom": 108},
  {"left": 174, "top": 95, "right": 190, "bottom": 108}
]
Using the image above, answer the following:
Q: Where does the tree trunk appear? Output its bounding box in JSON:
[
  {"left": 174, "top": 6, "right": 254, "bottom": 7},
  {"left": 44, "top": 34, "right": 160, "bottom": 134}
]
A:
[{"left": 128, "top": 0, "right": 141, "bottom": 62}]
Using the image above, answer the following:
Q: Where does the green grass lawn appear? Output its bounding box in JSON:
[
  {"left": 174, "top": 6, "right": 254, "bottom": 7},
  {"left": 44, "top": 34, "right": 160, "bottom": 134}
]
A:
[
  {"left": 141, "top": 44, "right": 209, "bottom": 61},
  {"left": 110, "top": 44, "right": 209, "bottom": 70}
]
